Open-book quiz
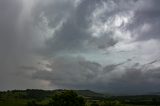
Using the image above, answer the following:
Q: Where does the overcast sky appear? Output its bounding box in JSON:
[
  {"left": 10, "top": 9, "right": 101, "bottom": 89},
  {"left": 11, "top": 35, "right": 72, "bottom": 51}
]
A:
[{"left": 1, "top": 0, "right": 160, "bottom": 94}]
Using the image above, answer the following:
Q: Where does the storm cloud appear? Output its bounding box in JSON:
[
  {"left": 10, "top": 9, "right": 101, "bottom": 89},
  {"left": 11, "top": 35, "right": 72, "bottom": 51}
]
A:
[{"left": 1, "top": 0, "right": 160, "bottom": 94}]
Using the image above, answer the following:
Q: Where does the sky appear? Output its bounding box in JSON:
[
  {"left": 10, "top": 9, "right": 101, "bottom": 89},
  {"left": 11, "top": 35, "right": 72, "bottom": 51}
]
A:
[{"left": 1, "top": 0, "right": 160, "bottom": 94}]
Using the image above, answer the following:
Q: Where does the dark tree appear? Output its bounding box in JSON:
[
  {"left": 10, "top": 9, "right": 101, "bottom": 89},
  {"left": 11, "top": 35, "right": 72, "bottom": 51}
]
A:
[
  {"left": 49, "top": 90, "right": 85, "bottom": 106},
  {"left": 27, "top": 100, "right": 36, "bottom": 106}
]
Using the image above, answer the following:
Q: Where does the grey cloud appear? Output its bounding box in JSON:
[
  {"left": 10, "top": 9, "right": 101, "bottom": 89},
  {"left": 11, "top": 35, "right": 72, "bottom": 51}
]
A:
[
  {"left": 89, "top": 34, "right": 118, "bottom": 49},
  {"left": 126, "top": 0, "right": 160, "bottom": 41},
  {"left": 19, "top": 66, "right": 38, "bottom": 71},
  {"left": 45, "top": 18, "right": 90, "bottom": 53},
  {"left": 43, "top": 1, "right": 92, "bottom": 53},
  {"left": 32, "top": 57, "right": 131, "bottom": 91},
  {"left": 17, "top": 55, "right": 160, "bottom": 94},
  {"left": 1, "top": 0, "right": 160, "bottom": 94},
  {"left": 41, "top": 0, "right": 123, "bottom": 55},
  {"left": 32, "top": 57, "right": 160, "bottom": 94},
  {"left": 103, "top": 61, "right": 127, "bottom": 73},
  {"left": 0, "top": 0, "right": 48, "bottom": 90},
  {"left": 108, "top": 65, "right": 160, "bottom": 94},
  {"left": 22, "top": 0, "right": 160, "bottom": 94},
  {"left": 146, "top": 59, "right": 160, "bottom": 65},
  {"left": 36, "top": 0, "right": 143, "bottom": 56},
  {"left": 33, "top": 0, "right": 75, "bottom": 28},
  {"left": 32, "top": 56, "right": 102, "bottom": 89}
]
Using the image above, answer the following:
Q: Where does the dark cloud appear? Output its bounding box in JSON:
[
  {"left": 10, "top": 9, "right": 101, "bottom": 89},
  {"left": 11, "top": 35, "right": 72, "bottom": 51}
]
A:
[
  {"left": 126, "top": 0, "right": 160, "bottom": 41},
  {"left": 40, "top": 0, "right": 122, "bottom": 55},
  {"left": 19, "top": 66, "right": 38, "bottom": 71},
  {"left": 103, "top": 61, "right": 126, "bottom": 73},
  {"left": 32, "top": 56, "right": 102, "bottom": 89},
  {"left": 1, "top": 0, "right": 160, "bottom": 94},
  {"left": 32, "top": 56, "right": 160, "bottom": 94},
  {"left": 32, "top": 56, "right": 133, "bottom": 92},
  {"left": 45, "top": 18, "right": 90, "bottom": 53},
  {"left": 107, "top": 63, "right": 160, "bottom": 94},
  {"left": 89, "top": 35, "right": 118, "bottom": 49}
]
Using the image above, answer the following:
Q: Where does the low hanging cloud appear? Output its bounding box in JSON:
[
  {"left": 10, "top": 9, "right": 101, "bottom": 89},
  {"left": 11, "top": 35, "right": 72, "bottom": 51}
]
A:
[
  {"left": 32, "top": 56, "right": 118, "bottom": 91},
  {"left": 1, "top": 0, "right": 160, "bottom": 94},
  {"left": 32, "top": 57, "right": 160, "bottom": 94}
]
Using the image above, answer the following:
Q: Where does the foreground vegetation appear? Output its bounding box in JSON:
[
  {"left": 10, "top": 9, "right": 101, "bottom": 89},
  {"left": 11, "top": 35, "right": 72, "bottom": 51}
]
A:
[{"left": 0, "top": 89, "right": 160, "bottom": 106}]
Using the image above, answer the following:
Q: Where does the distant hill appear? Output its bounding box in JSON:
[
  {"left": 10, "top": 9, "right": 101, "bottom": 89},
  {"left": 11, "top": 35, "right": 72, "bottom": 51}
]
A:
[
  {"left": 147, "top": 92, "right": 160, "bottom": 96},
  {"left": 75, "top": 90, "right": 105, "bottom": 98},
  {"left": 0, "top": 89, "right": 105, "bottom": 100}
]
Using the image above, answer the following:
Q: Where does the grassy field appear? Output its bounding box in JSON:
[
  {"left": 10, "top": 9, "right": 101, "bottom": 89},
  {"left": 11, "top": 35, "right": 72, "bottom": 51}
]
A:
[{"left": 0, "top": 89, "right": 160, "bottom": 106}]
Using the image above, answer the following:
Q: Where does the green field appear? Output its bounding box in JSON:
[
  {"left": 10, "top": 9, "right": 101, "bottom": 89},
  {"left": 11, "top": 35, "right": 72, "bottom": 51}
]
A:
[{"left": 0, "top": 89, "right": 160, "bottom": 106}]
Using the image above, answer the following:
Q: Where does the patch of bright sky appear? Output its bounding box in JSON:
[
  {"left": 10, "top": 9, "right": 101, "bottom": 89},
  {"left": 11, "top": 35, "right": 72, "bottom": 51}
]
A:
[{"left": 55, "top": 49, "right": 135, "bottom": 67}]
